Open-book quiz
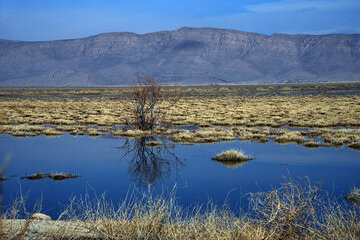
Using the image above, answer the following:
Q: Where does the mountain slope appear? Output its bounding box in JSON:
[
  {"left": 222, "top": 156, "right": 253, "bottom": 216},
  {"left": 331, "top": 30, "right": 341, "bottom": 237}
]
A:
[{"left": 1, "top": 27, "right": 359, "bottom": 86}]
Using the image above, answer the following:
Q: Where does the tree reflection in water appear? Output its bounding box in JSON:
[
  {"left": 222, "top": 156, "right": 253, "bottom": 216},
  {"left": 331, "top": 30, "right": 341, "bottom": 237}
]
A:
[{"left": 118, "top": 137, "right": 185, "bottom": 186}]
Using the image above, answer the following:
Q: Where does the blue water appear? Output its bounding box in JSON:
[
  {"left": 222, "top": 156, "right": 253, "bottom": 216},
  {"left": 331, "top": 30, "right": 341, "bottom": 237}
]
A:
[{"left": 0, "top": 134, "right": 359, "bottom": 218}]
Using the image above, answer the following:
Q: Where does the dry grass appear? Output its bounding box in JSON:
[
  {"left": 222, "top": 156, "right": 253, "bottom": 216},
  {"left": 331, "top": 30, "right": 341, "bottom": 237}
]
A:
[
  {"left": 113, "top": 129, "right": 153, "bottom": 138},
  {"left": 21, "top": 172, "right": 78, "bottom": 181},
  {"left": 23, "top": 172, "right": 47, "bottom": 180},
  {"left": 170, "top": 128, "right": 235, "bottom": 144},
  {"left": 144, "top": 141, "right": 163, "bottom": 147},
  {"left": 212, "top": 150, "right": 253, "bottom": 162},
  {"left": 0, "top": 89, "right": 360, "bottom": 149},
  {"left": 249, "top": 177, "right": 321, "bottom": 239},
  {"left": 275, "top": 131, "right": 305, "bottom": 145},
  {"left": 48, "top": 173, "right": 78, "bottom": 181},
  {"left": 0, "top": 110, "right": 4, "bottom": 125},
  {"left": 1, "top": 95, "right": 359, "bottom": 129},
  {"left": 2, "top": 179, "right": 360, "bottom": 240},
  {"left": 304, "top": 140, "right": 322, "bottom": 148}
]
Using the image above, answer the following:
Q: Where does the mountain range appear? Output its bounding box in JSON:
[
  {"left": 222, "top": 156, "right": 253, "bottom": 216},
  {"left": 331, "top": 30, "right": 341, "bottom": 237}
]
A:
[{"left": 0, "top": 27, "right": 359, "bottom": 86}]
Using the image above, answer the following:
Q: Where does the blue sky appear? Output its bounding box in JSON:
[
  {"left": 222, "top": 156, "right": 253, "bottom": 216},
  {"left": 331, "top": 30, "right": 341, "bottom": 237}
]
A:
[{"left": 0, "top": 0, "right": 359, "bottom": 41}]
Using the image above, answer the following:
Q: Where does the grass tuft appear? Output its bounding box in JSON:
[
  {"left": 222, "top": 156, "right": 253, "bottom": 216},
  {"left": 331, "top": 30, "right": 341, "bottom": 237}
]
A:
[
  {"left": 23, "top": 172, "right": 46, "bottom": 180},
  {"left": 212, "top": 150, "right": 253, "bottom": 162},
  {"left": 144, "top": 141, "right": 163, "bottom": 147},
  {"left": 48, "top": 173, "right": 78, "bottom": 181}
]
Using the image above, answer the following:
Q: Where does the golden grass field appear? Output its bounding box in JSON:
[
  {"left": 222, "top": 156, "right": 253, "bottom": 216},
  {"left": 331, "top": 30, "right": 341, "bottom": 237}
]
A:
[{"left": 1, "top": 90, "right": 360, "bottom": 150}]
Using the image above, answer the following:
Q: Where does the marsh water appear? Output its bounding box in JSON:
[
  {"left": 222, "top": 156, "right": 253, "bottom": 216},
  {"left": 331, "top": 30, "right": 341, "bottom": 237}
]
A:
[{"left": 1, "top": 134, "right": 360, "bottom": 218}]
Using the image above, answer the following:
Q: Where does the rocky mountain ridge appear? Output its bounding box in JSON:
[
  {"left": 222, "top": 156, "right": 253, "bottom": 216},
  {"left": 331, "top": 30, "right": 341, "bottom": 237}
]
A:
[{"left": 1, "top": 27, "right": 359, "bottom": 86}]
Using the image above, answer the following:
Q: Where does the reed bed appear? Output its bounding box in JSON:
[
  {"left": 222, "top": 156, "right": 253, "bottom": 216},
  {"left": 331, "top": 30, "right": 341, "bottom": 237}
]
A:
[
  {"left": 2, "top": 178, "right": 359, "bottom": 239},
  {"left": 0, "top": 94, "right": 359, "bottom": 149},
  {"left": 1, "top": 95, "right": 359, "bottom": 129}
]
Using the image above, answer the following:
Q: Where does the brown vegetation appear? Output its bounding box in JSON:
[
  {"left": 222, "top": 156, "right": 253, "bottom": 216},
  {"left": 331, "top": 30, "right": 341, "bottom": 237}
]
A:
[
  {"left": 1, "top": 94, "right": 359, "bottom": 130},
  {"left": 22, "top": 172, "right": 78, "bottom": 181},
  {"left": 2, "top": 179, "right": 359, "bottom": 240},
  {"left": 0, "top": 86, "right": 360, "bottom": 149},
  {"left": 24, "top": 172, "right": 46, "bottom": 180},
  {"left": 125, "top": 75, "right": 180, "bottom": 130},
  {"left": 1, "top": 95, "right": 359, "bottom": 130},
  {"left": 48, "top": 173, "right": 78, "bottom": 181},
  {"left": 212, "top": 150, "right": 253, "bottom": 162}
]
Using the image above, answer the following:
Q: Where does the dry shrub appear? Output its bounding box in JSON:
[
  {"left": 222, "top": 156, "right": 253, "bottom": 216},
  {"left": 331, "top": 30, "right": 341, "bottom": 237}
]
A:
[
  {"left": 248, "top": 176, "right": 321, "bottom": 239},
  {"left": 319, "top": 201, "right": 360, "bottom": 239},
  {"left": 126, "top": 75, "right": 180, "bottom": 130}
]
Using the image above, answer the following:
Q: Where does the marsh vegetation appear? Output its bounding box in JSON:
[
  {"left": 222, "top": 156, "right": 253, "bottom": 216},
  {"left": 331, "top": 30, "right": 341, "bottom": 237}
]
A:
[
  {"left": 0, "top": 93, "right": 359, "bottom": 149},
  {"left": 212, "top": 150, "right": 253, "bottom": 162},
  {"left": 1, "top": 83, "right": 360, "bottom": 239},
  {"left": 22, "top": 172, "right": 78, "bottom": 181},
  {"left": 2, "top": 178, "right": 360, "bottom": 240}
]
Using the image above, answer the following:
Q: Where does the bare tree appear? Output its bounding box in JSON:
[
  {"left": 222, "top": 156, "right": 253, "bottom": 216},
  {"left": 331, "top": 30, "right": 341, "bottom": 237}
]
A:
[{"left": 125, "top": 75, "right": 180, "bottom": 130}]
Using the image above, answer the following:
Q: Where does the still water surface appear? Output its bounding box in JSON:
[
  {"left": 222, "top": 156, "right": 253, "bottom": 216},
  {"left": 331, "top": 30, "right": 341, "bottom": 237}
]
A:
[{"left": 1, "top": 134, "right": 359, "bottom": 218}]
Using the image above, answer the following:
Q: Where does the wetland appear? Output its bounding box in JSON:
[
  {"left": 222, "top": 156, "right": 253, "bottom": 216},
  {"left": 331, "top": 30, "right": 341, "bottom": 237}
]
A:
[{"left": 1, "top": 83, "right": 360, "bottom": 239}]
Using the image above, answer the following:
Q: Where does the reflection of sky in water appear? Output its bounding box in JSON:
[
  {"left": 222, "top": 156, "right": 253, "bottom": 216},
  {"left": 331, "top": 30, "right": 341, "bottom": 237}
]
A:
[{"left": 0, "top": 134, "right": 359, "bottom": 218}]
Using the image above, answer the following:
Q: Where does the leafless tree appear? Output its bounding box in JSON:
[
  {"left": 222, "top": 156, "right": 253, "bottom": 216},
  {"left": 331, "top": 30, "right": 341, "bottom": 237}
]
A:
[{"left": 125, "top": 75, "right": 180, "bottom": 130}]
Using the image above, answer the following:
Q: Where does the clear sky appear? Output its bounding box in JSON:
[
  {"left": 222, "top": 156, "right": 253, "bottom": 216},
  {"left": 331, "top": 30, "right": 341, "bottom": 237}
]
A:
[{"left": 0, "top": 0, "right": 359, "bottom": 41}]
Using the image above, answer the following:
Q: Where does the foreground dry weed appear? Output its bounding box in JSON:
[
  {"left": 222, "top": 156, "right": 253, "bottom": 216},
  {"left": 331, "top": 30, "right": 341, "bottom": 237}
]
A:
[{"left": 2, "top": 179, "right": 359, "bottom": 240}]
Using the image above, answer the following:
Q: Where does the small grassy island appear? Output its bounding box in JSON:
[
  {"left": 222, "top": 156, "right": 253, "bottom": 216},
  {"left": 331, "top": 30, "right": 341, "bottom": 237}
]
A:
[{"left": 212, "top": 150, "right": 253, "bottom": 162}]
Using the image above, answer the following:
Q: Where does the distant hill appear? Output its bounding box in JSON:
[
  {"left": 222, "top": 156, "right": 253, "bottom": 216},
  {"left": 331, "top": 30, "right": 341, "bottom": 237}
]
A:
[{"left": 0, "top": 27, "right": 359, "bottom": 86}]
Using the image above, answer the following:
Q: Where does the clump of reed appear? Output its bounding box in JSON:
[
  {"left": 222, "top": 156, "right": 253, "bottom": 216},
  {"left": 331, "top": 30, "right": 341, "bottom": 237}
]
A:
[
  {"left": 275, "top": 131, "right": 305, "bottom": 145},
  {"left": 0, "top": 110, "right": 4, "bottom": 124},
  {"left": 113, "top": 129, "right": 153, "bottom": 138},
  {"left": 212, "top": 150, "right": 253, "bottom": 162},
  {"left": 23, "top": 172, "right": 47, "bottom": 180},
  {"left": 304, "top": 140, "right": 321, "bottom": 148},
  {"left": 48, "top": 173, "right": 78, "bottom": 181},
  {"left": 170, "top": 128, "right": 235, "bottom": 144},
  {"left": 21, "top": 172, "right": 78, "bottom": 181},
  {"left": 86, "top": 128, "right": 103, "bottom": 137},
  {"left": 144, "top": 141, "right": 163, "bottom": 147}
]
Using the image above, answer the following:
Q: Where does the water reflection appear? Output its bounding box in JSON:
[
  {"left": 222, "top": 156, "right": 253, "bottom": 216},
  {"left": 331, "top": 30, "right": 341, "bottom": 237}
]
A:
[
  {"left": 1, "top": 134, "right": 360, "bottom": 219},
  {"left": 118, "top": 137, "right": 185, "bottom": 186}
]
